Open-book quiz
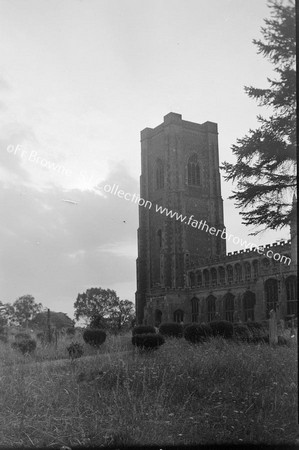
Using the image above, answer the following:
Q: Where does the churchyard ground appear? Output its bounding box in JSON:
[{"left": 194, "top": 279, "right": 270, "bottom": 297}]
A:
[{"left": 0, "top": 330, "right": 297, "bottom": 447}]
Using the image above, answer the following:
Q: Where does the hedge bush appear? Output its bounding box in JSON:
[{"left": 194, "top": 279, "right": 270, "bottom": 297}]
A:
[
  {"left": 183, "top": 323, "right": 193, "bottom": 330},
  {"left": 246, "top": 321, "right": 264, "bottom": 330},
  {"left": 159, "top": 322, "right": 183, "bottom": 338},
  {"left": 184, "top": 324, "right": 211, "bottom": 344},
  {"left": 132, "top": 325, "right": 156, "bottom": 336},
  {"left": 83, "top": 328, "right": 106, "bottom": 347},
  {"left": 132, "top": 333, "right": 165, "bottom": 350},
  {"left": 67, "top": 341, "right": 84, "bottom": 359},
  {"left": 200, "top": 323, "right": 213, "bottom": 337},
  {"left": 209, "top": 320, "right": 234, "bottom": 339},
  {"left": 233, "top": 324, "right": 250, "bottom": 341},
  {"left": 12, "top": 338, "right": 37, "bottom": 354}
]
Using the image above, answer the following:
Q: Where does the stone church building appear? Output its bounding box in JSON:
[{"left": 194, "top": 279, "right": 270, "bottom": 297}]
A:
[{"left": 135, "top": 113, "right": 297, "bottom": 326}]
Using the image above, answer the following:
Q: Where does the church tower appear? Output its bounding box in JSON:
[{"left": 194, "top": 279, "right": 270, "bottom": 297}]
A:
[{"left": 136, "top": 113, "right": 226, "bottom": 324}]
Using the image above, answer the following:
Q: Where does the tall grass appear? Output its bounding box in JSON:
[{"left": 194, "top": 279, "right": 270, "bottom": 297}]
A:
[
  {"left": 1, "top": 330, "right": 132, "bottom": 366},
  {"left": 0, "top": 335, "right": 297, "bottom": 446}
]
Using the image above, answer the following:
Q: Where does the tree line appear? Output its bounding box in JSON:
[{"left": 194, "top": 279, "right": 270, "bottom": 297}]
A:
[{"left": 0, "top": 288, "right": 135, "bottom": 332}]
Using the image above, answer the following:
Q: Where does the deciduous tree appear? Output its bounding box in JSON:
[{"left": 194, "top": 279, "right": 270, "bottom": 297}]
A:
[
  {"left": 0, "top": 302, "right": 14, "bottom": 326},
  {"left": 13, "top": 295, "right": 43, "bottom": 327},
  {"left": 74, "top": 287, "right": 135, "bottom": 332}
]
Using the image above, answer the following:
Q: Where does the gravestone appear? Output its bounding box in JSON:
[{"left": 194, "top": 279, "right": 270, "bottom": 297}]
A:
[
  {"left": 290, "top": 316, "right": 295, "bottom": 337},
  {"left": 278, "top": 318, "right": 285, "bottom": 335}
]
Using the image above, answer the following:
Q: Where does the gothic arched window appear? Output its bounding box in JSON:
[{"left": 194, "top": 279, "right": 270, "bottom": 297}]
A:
[
  {"left": 244, "top": 262, "right": 251, "bottom": 282},
  {"left": 219, "top": 266, "right": 225, "bottom": 285},
  {"left": 211, "top": 268, "right": 217, "bottom": 286},
  {"left": 187, "top": 154, "right": 200, "bottom": 186},
  {"left": 285, "top": 276, "right": 297, "bottom": 316},
  {"left": 235, "top": 263, "right": 242, "bottom": 283},
  {"left": 207, "top": 295, "right": 216, "bottom": 322},
  {"left": 265, "top": 278, "right": 278, "bottom": 318},
  {"left": 190, "top": 272, "right": 195, "bottom": 287},
  {"left": 196, "top": 271, "right": 202, "bottom": 286},
  {"left": 243, "top": 291, "right": 255, "bottom": 322},
  {"left": 252, "top": 260, "right": 259, "bottom": 279},
  {"left": 227, "top": 265, "right": 233, "bottom": 284},
  {"left": 191, "top": 297, "right": 200, "bottom": 322},
  {"left": 155, "top": 309, "right": 162, "bottom": 326},
  {"left": 224, "top": 293, "right": 235, "bottom": 322},
  {"left": 203, "top": 269, "right": 210, "bottom": 287},
  {"left": 174, "top": 309, "right": 184, "bottom": 323},
  {"left": 156, "top": 158, "right": 164, "bottom": 190}
]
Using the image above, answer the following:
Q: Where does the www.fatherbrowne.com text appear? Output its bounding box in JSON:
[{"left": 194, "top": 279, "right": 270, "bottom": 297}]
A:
[{"left": 103, "top": 183, "right": 291, "bottom": 266}]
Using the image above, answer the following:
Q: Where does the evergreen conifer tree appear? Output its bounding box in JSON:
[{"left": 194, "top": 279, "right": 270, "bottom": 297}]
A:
[{"left": 222, "top": 0, "right": 296, "bottom": 233}]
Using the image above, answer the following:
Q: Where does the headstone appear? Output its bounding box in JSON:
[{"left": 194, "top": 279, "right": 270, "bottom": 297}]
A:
[
  {"left": 269, "top": 309, "right": 278, "bottom": 345},
  {"left": 291, "top": 317, "right": 295, "bottom": 337},
  {"left": 279, "top": 319, "right": 285, "bottom": 334}
]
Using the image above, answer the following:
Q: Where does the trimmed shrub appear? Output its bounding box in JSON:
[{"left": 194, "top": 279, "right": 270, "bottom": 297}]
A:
[
  {"left": 184, "top": 324, "right": 211, "bottom": 343},
  {"left": 209, "top": 320, "right": 234, "bottom": 339},
  {"left": 233, "top": 324, "right": 250, "bottom": 341},
  {"left": 183, "top": 323, "right": 193, "bottom": 330},
  {"left": 159, "top": 322, "right": 183, "bottom": 338},
  {"left": 132, "top": 325, "right": 156, "bottom": 336},
  {"left": 200, "top": 323, "right": 213, "bottom": 337},
  {"left": 12, "top": 338, "right": 36, "bottom": 354},
  {"left": 67, "top": 341, "right": 84, "bottom": 359},
  {"left": 83, "top": 328, "right": 106, "bottom": 347},
  {"left": 132, "top": 333, "right": 165, "bottom": 350}
]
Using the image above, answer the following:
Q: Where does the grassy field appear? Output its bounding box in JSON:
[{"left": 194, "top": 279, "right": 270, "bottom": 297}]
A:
[{"left": 0, "top": 332, "right": 298, "bottom": 447}]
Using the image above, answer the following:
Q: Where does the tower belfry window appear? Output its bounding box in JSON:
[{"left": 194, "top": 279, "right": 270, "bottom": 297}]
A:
[
  {"left": 156, "top": 159, "right": 164, "bottom": 189},
  {"left": 188, "top": 154, "right": 200, "bottom": 186}
]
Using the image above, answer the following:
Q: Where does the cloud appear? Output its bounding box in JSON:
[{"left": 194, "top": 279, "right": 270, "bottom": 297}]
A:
[
  {"left": 0, "top": 161, "right": 139, "bottom": 318},
  {"left": 0, "top": 76, "right": 11, "bottom": 92},
  {"left": 0, "top": 121, "right": 39, "bottom": 185}
]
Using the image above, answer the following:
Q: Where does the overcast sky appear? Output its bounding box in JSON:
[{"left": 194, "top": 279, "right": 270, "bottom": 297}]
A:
[{"left": 0, "top": 0, "right": 290, "bottom": 320}]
